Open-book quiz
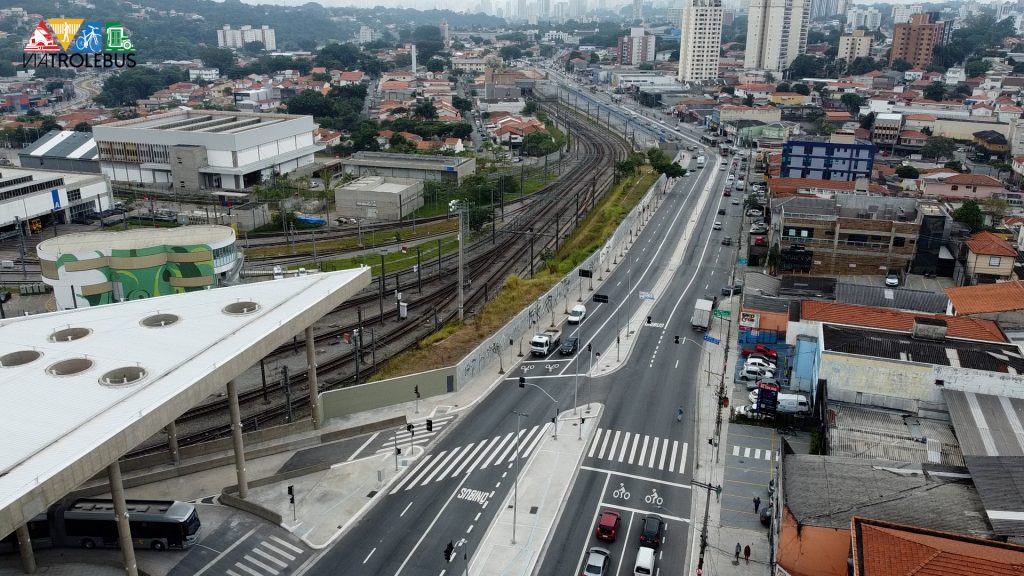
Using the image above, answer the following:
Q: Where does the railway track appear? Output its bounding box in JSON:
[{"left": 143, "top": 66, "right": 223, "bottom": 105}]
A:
[{"left": 127, "top": 107, "right": 628, "bottom": 457}]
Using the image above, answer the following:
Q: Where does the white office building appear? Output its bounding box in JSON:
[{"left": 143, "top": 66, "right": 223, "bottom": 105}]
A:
[
  {"left": 745, "top": 0, "right": 810, "bottom": 73},
  {"left": 0, "top": 167, "right": 112, "bottom": 236},
  {"left": 677, "top": 0, "right": 724, "bottom": 82},
  {"left": 216, "top": 25, "right": 277, "bottom": 51},
  {"left": 837, "top": 29, "right": 873, "bottom": 63},
  {"left": 891, "top": 3, "right": 923, "bottom": 24},
  {"left": 92, "top": 110, "right": 323, "bottom": 192},
  {"left": 845, "top": 6, "right": 882, "bottom": 30}
]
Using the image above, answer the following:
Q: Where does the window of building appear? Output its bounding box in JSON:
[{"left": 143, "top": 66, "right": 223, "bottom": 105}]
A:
[
  {"left": 68, "top": 189, "right": 81, "bottom": 202},
  {"left": 951, "top": 185, "right": 958, "bottom": 190},
  {"left": 893, "top": 237, "right": 906, "bottom": 247},
  {"left": 990, "top": 256, "right": 1002, "bottom": 267}
]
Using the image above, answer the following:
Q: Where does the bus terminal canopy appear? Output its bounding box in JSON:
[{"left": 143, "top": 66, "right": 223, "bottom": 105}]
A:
[{"left": 0, "top": 268, "right": 371, "bottom": 539}]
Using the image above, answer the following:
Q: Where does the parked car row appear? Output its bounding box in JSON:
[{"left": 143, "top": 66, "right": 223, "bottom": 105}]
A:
[{"left": 588, "top": 511, "right": 664, "bottom": 575}]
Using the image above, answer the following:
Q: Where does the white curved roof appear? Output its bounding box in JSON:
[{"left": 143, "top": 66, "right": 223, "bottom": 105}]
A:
[
  {"left": 0, "top": 268, "right": 370, "bottom": 539},
  {"left": 36, "top": 225, "right": 236, "bottom": 259}
]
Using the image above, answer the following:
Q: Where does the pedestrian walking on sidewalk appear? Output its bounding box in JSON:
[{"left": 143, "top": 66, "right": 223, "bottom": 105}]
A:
[
  {"left": 753, "top": 496, "right": 761, "bottom": 513},
  {"left": 744, "top": 544, "right": 751, "bottom": 564},
  {"left": 735, "top": 543, "right": 741, "bottom": 562}
]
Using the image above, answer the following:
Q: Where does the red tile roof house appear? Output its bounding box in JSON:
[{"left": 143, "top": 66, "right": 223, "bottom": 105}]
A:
[
  {"left": 946, "top": 280, "right": 1024, "bottom": 327},
  {"left": 922, "top": 173, "right": 1005, "bottom": 200}
]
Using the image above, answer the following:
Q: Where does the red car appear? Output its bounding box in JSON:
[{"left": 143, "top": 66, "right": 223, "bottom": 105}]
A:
[
  {"left": 723, "top": 190, "right": 731, "bottom": 196},
  {"left": 741, "top": 344, "right": 778, "bottom": 360},
  {"left": 595, "top": 510, "right": 621, "bottom": 541}
]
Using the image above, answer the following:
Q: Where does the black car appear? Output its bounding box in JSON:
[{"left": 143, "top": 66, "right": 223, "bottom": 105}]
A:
[
  {"left": 717, "top": 208, "right": 726, "bottom": 215},
  {"left": 639, "top": 515, "right": 665, "bottom": 548},
  {"left": 560, "top": 337, "right": 578, "bottom": 356},
  {"left": 721, "top": 237, "right": 732, "bottom": 246}
]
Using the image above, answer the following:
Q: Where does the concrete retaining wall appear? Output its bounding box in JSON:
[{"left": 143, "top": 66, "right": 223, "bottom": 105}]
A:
[{"left": 319, "top": 367, "right": 454, "bottom": 422}]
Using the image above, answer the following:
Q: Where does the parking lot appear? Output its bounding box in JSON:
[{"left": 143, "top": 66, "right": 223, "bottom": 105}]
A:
[
  {"left": 836, "top": 273, "right": 955, "bottom": 293},
  {"left": 719, "top": 424, "right": 779, "bottom": 530}
]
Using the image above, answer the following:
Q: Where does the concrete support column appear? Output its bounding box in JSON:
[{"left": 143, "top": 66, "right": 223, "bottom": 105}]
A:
[
  {"left": 166, "top": 422, "right": 180, "bottom": 465},
  {"left": 227, "top": 380, "right": 248, "bottom": 499},
  {"left": 16, "top": 523, "right": 36, "bottom": 574},
  {"left": 305, "top": 326, "right": 321, "bottom": 430},
  {"left": 106, "top": 462, "right": 138, "bottom": 576}
]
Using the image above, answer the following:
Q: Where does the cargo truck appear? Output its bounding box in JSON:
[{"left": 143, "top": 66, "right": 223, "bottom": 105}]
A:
[
  {"left": 691, "top": 299, "right": 713, "bottom": 331},
  {"left": 530, "top": 328, "right": 562, "bottom": 356},
  {"left": 696, "top": 156, "right": 706, "bottom": 169}
]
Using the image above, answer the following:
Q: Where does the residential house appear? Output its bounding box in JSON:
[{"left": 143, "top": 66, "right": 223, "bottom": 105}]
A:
[
  {"left": 769, "top": 92, "right": 811, "bottom": 106},
  {"left": 954, "top": 230, "right": 1016, "bottom": 285},
  {"left": 780, "top": 132, "right": 876, "bottom": 181},
  {"left": 734, "top": 83, "right": 776, "bottom": 101},
  {"left": 946, "top": 280, "right": 1024, "bottom": 330},
  {"left": 922, "top": 173, "right": 1005, "bottom": 199},
  {"left": 441, "top": 138, "right": 465, "bottom": 153},
  {"left": 335, "top": 70, "right": 365, "bottom": 86},
  {"left": 973, "top": 129, "right": 1010, "bottom": 157},
  {"left": 896, "top": 129, "right": 928, "bottom": 151}
]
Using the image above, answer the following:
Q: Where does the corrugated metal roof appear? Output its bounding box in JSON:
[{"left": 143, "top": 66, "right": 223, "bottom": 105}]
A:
[
  {"left": 19, "top": 130, "right": 97, "bottom": 160},
  {"left": 836, "top": 282, "right": 949, "bottom": 314},
  {"left": 742, "top": 272, "right": 780, "bottom": 297},
  {"left": 944, "top": 390, "right": 1024, "bottom": 457},
  {"left": 963, "top": 456, "right": 1024, "bottom": 537},
  {"left": 784, "top": 455, "right": 992, "bottom": 536},
  {"left": 743, "top": 294, "right": 791, "bottom": 313},
  {"left": 828, "top": 402, "right": 964, "bottom": 466}
]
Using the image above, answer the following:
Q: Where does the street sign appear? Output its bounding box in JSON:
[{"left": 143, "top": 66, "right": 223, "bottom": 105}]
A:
[
  {"left": 593, "top": 294, "right": 609, "bottom": 304},
  {"left": 703, "top": 335, "right": 721, "bottom": 345},
  {"left": 639, "top": 291, "right": 655, "bottom": 300},
  {"left": 713, "top": 309, "right": 731, "bottom": 318},
  {"left": 579, "top": 269, "right": 593, "bottom": 278},
  {"left": 738, "top": 257, "right": 748, "bottom": 265}
]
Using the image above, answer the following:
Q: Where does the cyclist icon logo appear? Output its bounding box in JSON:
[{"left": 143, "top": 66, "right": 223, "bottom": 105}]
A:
[{"left": 71, "top": 21, "right": 103, "bottom": 53}]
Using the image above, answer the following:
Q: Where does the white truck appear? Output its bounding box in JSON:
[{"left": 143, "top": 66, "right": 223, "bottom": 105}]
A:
[
  {"left": 691, "top": 299, "right": 713, "bottom": 331},
  {"left": 530, "top": 328, "right": 562, "bottom": 356},
  {"left": 696, "top": 156, "right": 706, "bottom": 169}
]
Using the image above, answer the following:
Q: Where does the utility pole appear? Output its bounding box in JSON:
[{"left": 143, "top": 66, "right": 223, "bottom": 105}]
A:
[{"left": 693, "top": 480, "right": 721, "bottom": 572}]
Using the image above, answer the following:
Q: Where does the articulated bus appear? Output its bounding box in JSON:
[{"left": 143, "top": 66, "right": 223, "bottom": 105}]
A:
[{"left": 2, "top": 499, "right": 201, "bottom": 553}]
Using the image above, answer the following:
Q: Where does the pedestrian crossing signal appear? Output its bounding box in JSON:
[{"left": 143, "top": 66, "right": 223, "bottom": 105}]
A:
[{"left": 426, "top": 419, "right": 433, "bottom": 432}]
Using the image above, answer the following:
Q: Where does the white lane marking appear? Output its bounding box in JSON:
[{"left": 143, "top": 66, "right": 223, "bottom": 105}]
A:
[
  {"left": 601, "top": 502, "right": 690, "bottom": 524},
  {"left": 395, "top": 453, "right": 439, "bottom": 494},
  {"left": 680, "top": 442, "right": 688, "bottom": 476},
  {"left": 744, "top": 447, "right": 751, "bottom": 458},
  {"left": 659, "top": 438, "right": 669, "bottom": 470},
  {"left": 669, "top": 441, "right": 678, "bottom": 473},
  {"left": 597, "top": 428, "right": 611, "bottom": 459},
  {"left": 260, "top": 541, "right": 295, "bottom": 562},
  {"left": 575, "top": 473, "right": 613, "bottom": 576},
  {"left": 522, "top": 423, "right": 550, "bottom": 458},
  {"left": 348, "top": 432, "right": 379, "bottom": 462},
  {"left": 193, "top": 527, "right": 260, "bottom": 576},
  {"left": 234, "top": 563, "right": 262, "bottom": 576},
  {"left": 253, "top": 548, "right": 287, "bottom": 568},
  {"left": 467, "top": 524, "right": 474, "bottom": 533},
  {"left": 612, "top": 511, "right": 636, "bottom": 576},
  {"left": 589, "top": 429, "right": 603, "bottom": 458},
  {"left": 363, "top": 548, "right": 376, "bottom": 564},
  {"left": 732, "top": 445, "right": 740, "bottom": 457},
  {"left": 628, "top": 433, "right": 640, "bottom": 464},
  {"left": 648, "top": 437, "right": 659, "bottom": 468},
  {"left": 638, "top": 435, "right": 650, "bottom": 466},
  {"left": 480, "top": 432, "right": 515, "bottom": 470},
  {"left": 496, "top": 427, "right": 529, "bottom": 465},
  {"left": 580, "top": 466, "right": 694, "bottom": 489},
  {"left": 400, "top": 502, "right": 414, "bottom": 517}
]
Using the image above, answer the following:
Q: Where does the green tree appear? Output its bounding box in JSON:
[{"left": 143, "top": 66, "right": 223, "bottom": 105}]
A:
[
  {"left": 895, "top": 165, "right": 920, "bottom": 179},
  {"left": 198, "top": 47, "right": 235, "bottom": 74},
  {"left": 846, "top": 57, "right": 881, "bottom": 75},
  {"left": 965, "top": 58, "right": 990, "bottom": 78},
  {"left": 775, "top": 83, "right": 791, "bottom": 93},
  {"left": 426, "top": 57, "right": 447, "bottom": 73},
  {"left": 791, "top": 83, "right": 810, "bottom": 96},
  {"left": 452, "top": 96, "right": 473, "bottom": 114},
  {"left": 286, "top": 90, "right": 335, "bottom": 118},
  {"left": 539, "top": 44, "right": 555, "bottom": 57},
  {"left": 859, "top": 111, "right": 876, "bottom": 129},
  {"left": 788, "top": 54, "right": 823, "bottom": 78},
  {"left": 944, "top": 160, "right": 967, "bottom": 172},
  {"left": 743, "top": 93, "right": 754, "bottom": 107},
  {"left": 922, "top": 136, "right": 956, "bottom": 160},
  {"left": 499, "top": 45, "right": 523, "bottom": 61},
  {"left": 891, "top": 58, "right": 912, "bottom": 72},
  {"left": 953, "top": 199, "right": 985, "bottom": 232},
  {"left": 923, "top": 81, "right": 947, "bottom": 101},
  {"left": 242, "top": 41, "right": 265, "bottom": 56},
  {"left": 840, "top": 93, "right": 865, "bottom": 114},
  {"left": 72, "top": 122, "right": 92, "bottom": 132},
  {"left": 521, "top": 100, "right": 538, "bottom": 115},
  {"left": 414, "top": 100, "right": 438, "bottom": 119},
  {"left": 522, "top": 131, "right": 557, "bottom": 156},
  {"left": 982, "top": 197, "right": 1010, "bottom": 220}
]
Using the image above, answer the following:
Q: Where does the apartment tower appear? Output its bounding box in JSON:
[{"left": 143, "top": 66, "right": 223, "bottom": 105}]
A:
[
  {"left": 890, "top": 13, "right": 946, "bottom": 68},
  {"left": 677, "top": 0, "right": 724, "bottom": 82},
  {"left": 745, "top": 0, "right": 810, "bottom": 72}
]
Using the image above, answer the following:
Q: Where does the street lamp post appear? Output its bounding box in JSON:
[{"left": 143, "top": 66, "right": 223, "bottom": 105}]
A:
[
  {"left": 511, "top": 409, "right": 528, "bottom": 545},
  {"left": 519, "top": 377, "right": 559, "bottom": 440}
]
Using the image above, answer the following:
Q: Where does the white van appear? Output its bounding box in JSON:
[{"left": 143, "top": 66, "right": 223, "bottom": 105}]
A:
[
  {"left": 747, "top": 391, "right": 810, "bottom": 414},
  {"left": 634, "top": 546, "right": 656, "bottom": 576}
]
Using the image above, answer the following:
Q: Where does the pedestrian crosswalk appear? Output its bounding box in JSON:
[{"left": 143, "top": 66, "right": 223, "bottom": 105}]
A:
[
  {"left": 388, "top": 423, "right": 551, "bottom": 495},
  {"left": 375, "top": 415, "right": 457, "bottom": 454},
  {"left": 586, "top": 429, "right": 689, "bottom": 475},
  {"left": 730, "top": 445, "right": 780, "bottom": 461},
  {"left": 226, "top": 535, "right": 305, "bottom": 576}
]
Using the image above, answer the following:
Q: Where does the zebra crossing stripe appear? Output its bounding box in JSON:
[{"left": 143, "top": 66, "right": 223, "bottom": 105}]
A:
[
  {"left": 628, "top": 434, "right": 639, "bottom": 464},
  {"left": 463, "top": 436, "right": 499, "bottom": 476},
  {"left": 669, "top": 441, "right": 678, "bottom": 473},
  {"left": 439, "top": 442, "right": 475, "bottom": 480},
  {"left": 732, "top": 445, "right": 740, "bottom": 457},
  {"left": 659, "top": 438, "right": 669, "bottom": 470},
  {"left": 597, "top": 429, "right": 611, "bottom": 459},
  {"left": 243, "top": 554, "right": 280, "bottom": 575},
  {"left": 234, "top": 562, "right": 262, "bottom": 576},
  {"left": 522, "top": 423, "right": 550, "bottom": 459},
  {"left": 390, "top": 453, "right": 434, "bottom": 494},
  {"left": 648, "top": 437, "right": 659, "bottom": 468},
  {"left": 588, "top": 429, "right": 602, "bottom": 458},
  {"left": 679, "top": 441, "right": 688, "bottom": 475},
  {"left": 512, "top": 425, "right": 542, "bottom": 461},
  {"left": 260, "top": 541, "right": 296, "bottom": 562},
  {"left": 607, "top": 431, "right": 621, "bottom": 461},
  {"left": 481, "top": 432, "right": 514, "bottom": 470},
  {"left": 617, "top": 432, "right": 631, "bottom": 462},
  {"left": 638, "top": 435, "right": 649, "bottom": 465},
  {"left": 420, "top": 447, "right": 462, "bottom": 486},
  {"left": 496, "top": 427, "right": 528, "bottom": 465},
  {"left": 253, "top": 547, "right": 288, "bottom": 568},
  {"left": 405, "top": 451, "right": 445, "bottom": 491},
  {"left": 454, "top": 439, "right": 489, "bottom": 477}
]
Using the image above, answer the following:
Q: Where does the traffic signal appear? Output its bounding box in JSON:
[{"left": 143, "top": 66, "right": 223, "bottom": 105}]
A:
[
  {"left": 414, "top": 385, "right": 420, "bottom": 398},
  {"left": 519, "top": 376, "right": 525, "bottom": 388},
  {"left": 426, "top": 419, "right": 433, "bottom": 432},
  {"left": 407, "top": 423, "right": 414, "bottom": 434},
  {"left": 587, "top": 343, "right": 592, "bottom": 352},
  {"left": 675, "top": 335, "right": 680, "bottom": 344},
  {"left": 444, "top": 540, "right": 454, "bottom": 562},
  {"left": 287, "top": 485, "right": 294, "bottom": 504},
  {"left": 647, "top": 316, "right": 651, "bottom": 324}
]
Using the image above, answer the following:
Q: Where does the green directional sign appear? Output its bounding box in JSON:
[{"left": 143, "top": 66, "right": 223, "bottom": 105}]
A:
[{"left": 713, "top": 309, "right": 731, "bottom": 318}]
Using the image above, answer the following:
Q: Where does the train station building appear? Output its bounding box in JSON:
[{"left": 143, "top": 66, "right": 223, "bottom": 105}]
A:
[
  {"left": 91, "top": 109, "right": 323, "bottom": 192},
  {"left": 339, "top": 152, "right": 476, "bottom": 184},
  {"left": 0, "top": 167, "right": 113, "bottom": 240}
]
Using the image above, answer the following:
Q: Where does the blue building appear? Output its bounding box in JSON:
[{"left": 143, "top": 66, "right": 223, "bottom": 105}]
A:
[{"left": 781, "top": 132, "right": 875, "bottom": 181}]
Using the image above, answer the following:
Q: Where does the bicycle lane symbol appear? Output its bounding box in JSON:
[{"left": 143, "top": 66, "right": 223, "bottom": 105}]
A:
[
  {"left": 644, "top": 489, "right": 663, "bottom": 506},
  {"left": 612, "top": 483, "right": 630, "bottom": 500}
]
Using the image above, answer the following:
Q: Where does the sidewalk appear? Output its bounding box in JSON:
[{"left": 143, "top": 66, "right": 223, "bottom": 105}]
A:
[{"left": 687, "top": 293, "right": 773, "bottom": 576}]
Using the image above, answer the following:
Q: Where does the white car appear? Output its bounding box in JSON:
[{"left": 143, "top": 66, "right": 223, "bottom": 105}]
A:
[
  {"left": 733, "top": 403, "right": 769, "bottom": 420},
  {"left": 739, "top": 366, "right": 775, "bottom": 381},
  {"left": 745, "top": 357, "right": 777, "bottom": 371},
  {"left": 567, "top": 304, "right": 587, "bottom": 324},
  {"left": 713, "top": 222, "right": 722, "bottom": 230},
  {"left": 747, "top": 209, "right": 763, "bottom": 217},
  {"left": 726, "top": 174, "right": 735, "bottom": 183},
  {"left": 885, "top": 272, "right": 900, "bottom": 287},
  {"left": 583, "top": 547, "right": 611, "bottom": 576}
]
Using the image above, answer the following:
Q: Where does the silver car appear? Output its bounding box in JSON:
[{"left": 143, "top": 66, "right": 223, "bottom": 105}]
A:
[{"left": 583, "top": 547, "right": 611, "bottom": 576}]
